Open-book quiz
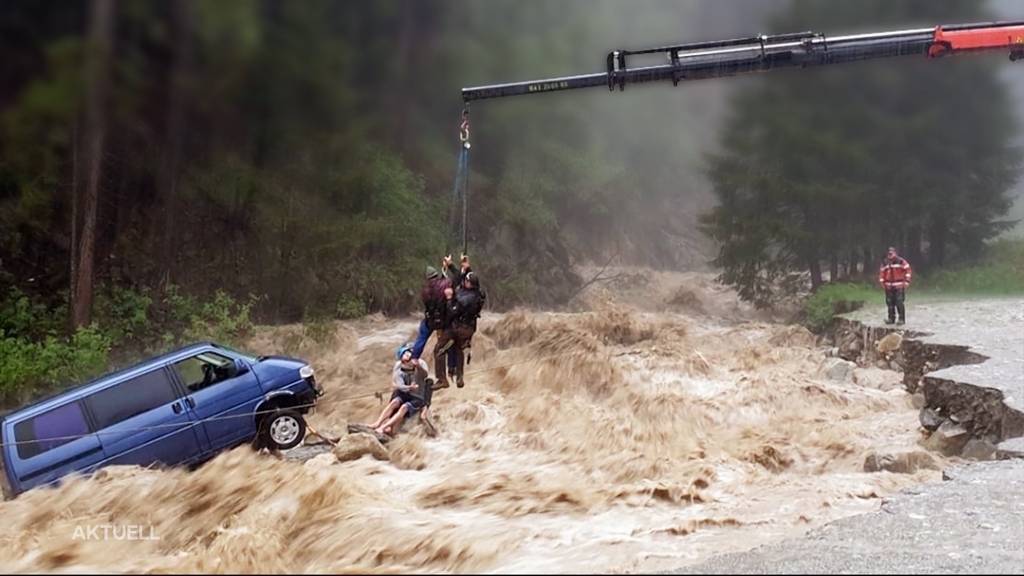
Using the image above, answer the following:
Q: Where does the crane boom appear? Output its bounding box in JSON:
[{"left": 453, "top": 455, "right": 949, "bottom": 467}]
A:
[{"left": 461, "top": 20, "right": 1024, "bottom": 102}]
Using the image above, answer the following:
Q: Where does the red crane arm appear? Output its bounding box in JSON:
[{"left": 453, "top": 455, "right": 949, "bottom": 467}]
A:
[{"left": 930, "top": 22, "right": 1024, "bottom": 58}]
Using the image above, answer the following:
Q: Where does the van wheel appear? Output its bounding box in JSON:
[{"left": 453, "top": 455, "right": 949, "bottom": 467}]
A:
[{"left": 259, "top": 410, "right": 306, "bottom": 451}]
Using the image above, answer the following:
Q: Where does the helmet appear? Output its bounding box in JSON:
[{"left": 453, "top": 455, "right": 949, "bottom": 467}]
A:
[
  {"left": 425, "top": 266, "right": 440, "bottom": 280},
  {"left": 464, "top": 271, "right": 480, "bottom": 288},
  {"left": 396, "top": 343, "right": 415, "bottom": 360}
]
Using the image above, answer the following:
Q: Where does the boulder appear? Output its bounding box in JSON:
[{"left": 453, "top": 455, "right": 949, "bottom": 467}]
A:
[
  {"left": 853, "top": 366, "right": 901, "bottom": 391},
  {"left": 961, "top": 438, "right": 997, "bottom": 461},
  {"left": 303, "top": 452, "right": 339, "bottom": 470},
  {"left": 919, "top": 407, "right": 944, "bottom": 432},
  {"left": 824, "top": 359, "right": 856, "bottom": 382},
  {"left": 996, "top": 437, "right": 1024, "bottom": 459},
  {"left": 875, "top": 332, "right": 903, "bottom": 355},
  {"left": 333, "top": 433, "right": 390, "bottom": 463},
  {"left": 835, "top": 327, "right": 863, "bottom": 361},
  {"left": 910, "top": 393, "right": 926, "bottom": 409},
  {"left": 304, "top": 427, "right": 343, "bottom": 446},
  {"left": 863, "top": 450, "right": 941, "bottom": 474},
  {"left": 922, "top": 420, "right": 970, "bottom": 456}
]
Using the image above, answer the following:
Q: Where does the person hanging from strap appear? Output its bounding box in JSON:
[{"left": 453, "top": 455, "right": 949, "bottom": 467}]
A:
[
  {"left": 435, "top": 269, "right": 485, "bottom": 389},
  {"left": 411, "top": 265, "right": 451, "bottom": 360},
  {"left": 411, "top": 107, "right": 473, "bottom": 364},
  {"left": 432, "top": 284, "right": 461, "bottom": 390}
]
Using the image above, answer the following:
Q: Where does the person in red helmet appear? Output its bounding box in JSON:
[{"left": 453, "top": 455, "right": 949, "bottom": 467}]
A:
[{"left": 879, "top": 246, "right": 912, "bottom": 325}]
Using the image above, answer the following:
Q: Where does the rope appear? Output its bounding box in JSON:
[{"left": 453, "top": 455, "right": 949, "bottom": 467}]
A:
[
  {"left": 0, "top": 346, "right": 599, "bottom": 450},
  {"left": 0, "top": 401, "right": 314, "bottom": 449}
]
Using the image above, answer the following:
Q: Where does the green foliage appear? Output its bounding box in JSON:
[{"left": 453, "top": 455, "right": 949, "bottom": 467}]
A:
[
  {"left": 302, "top": 316, "right": 335, "bottom": 346},
  {"left": 922, "top": 239, "right": 1024, "bottom": 294},
  {"left": 803, "top": 283, "right": 876, "bottom": 332},
  {"left": 158, "top": 286, "right": 255, "bottom": 347},
  {"left": 0, "top": 285, "right": 255, "bottom": 405},
  {"left": 94, "top": 285, "right": 152, "bottom": 341},
  {"left": 0, "top": 287, "right": 63, "bottom": 339},
  {"left": 0, "top": 326, "right": 111, "bottom": 405},
  {"left": 335, "top": 296, "right": 367, "bottom": 320}
]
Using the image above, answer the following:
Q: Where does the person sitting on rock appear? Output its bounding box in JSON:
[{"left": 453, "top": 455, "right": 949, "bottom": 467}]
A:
[{"left": 367, "top": 344, "right": 434, "bottom": 437}]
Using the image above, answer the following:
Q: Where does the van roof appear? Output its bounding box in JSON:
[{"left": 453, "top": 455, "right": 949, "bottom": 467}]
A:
[{"left": 0, "top": 341, "right": 236, "bottom": 423}]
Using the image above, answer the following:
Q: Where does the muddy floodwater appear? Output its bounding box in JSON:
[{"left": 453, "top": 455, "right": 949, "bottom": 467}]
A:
[{"left": 0, "top": 272, "right": 942, "bottom": 573}]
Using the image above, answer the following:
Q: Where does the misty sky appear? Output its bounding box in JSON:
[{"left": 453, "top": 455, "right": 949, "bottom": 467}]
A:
[{"left": 993, "top": 0, "right": 1024, "bottom": 234}]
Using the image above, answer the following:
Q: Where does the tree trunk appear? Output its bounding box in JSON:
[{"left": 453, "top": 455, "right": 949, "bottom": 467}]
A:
[
  {"left": 69, "top": 120, "right": 80, "bottom": 333},
  {"left": 930, "top": 215, "right": 947, "bottom": 268},
  {"left": 808, "top": 256, "right": 823, "bottom": 290},
  {"left": 829, "top": 252, "right": 839, "bottom": 283},
  {"left": 158, "top": 0, "right": 193, "bottom": 286},
  {"left": 906, "top": 224, "right": 923, "bottom": 271},
  {"left": 71, "top": 0, "right": 115, "bottom": 330},
  {"left": 863, "top": 245, "right": 874, "bottom": 282}
]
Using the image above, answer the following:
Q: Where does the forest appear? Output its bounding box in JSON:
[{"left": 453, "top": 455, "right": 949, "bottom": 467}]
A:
[{"left": 0, "top": 0, "right": 1020, "bottom": 402}]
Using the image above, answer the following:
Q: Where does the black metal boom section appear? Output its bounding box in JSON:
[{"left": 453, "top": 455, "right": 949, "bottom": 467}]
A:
[{"left": 461, "top": 20, "right": 1024, "bottom": 102}]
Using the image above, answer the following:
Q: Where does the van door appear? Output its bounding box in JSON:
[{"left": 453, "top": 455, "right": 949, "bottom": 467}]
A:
[
  {"left": 7, "top": 401, "right": 104, "bottom": 493},
  {"left": 86, "top": 367, "right": 206, "bottom": 468},
  {"left": 171, "top": 351, "right": 263, "bottom": 451}
]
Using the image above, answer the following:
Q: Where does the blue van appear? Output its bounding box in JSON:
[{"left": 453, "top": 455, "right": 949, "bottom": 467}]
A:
[{"left": 0, "top": 341, "right": 322, "bottom": 498}]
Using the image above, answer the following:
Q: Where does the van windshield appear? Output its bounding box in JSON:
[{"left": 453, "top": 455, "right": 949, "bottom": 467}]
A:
[{"left": 213, "top": 343, "right": 256, "bottom": 362}]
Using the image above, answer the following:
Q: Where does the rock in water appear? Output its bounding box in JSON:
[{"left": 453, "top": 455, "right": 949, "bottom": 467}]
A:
[
  {"left": 863, "top": 450, "right": 940, "bottom": 474},
  {"left": 875, "top": 332, "right": 903, "bottom": 355},
  {"left": 922, "top": 420, "right": 970, "bottom": 456},
  {"left": 960, "top": 439, "right": 997, "bottom": 461},
  {"left": 333, "top": 433, "right": 390, "bottom": 462},
  {"left": 910, "top": 393, "right": 926, "bottom": 409},
  {"left": 303, "top": 452, "right": 339, "bottom": 470},
  {"left": 919, "top": 407, "right": 944, "bottom": 432},
  {"left": 824, "top": 359, "right": 856, "bottom": 382},
  {"left": 996, "top": 437, "right": 1024, "bottom": 459}
]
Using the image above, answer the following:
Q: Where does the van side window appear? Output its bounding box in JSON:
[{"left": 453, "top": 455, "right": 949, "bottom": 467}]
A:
[
  {"left": 86, "top": 369, "right": 178, "bottom": 429},
  {"left": 172, "top": 352, "right": 235, "bottom": 392},
  {"left": 14, "top": 402, "right": 91, "bottom": 460}
]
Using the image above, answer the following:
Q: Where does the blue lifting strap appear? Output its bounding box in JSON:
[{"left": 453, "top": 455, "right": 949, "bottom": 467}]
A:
[{"left": 447, "top": 108, "right": 471, "bottom": 256}]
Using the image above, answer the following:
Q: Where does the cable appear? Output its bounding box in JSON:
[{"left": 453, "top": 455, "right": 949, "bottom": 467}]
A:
[{"left": 0, "top": 347, "right": 600, "bottom": 449}]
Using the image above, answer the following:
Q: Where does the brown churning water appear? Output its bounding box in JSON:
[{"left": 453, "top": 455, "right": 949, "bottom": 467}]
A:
[{"left": 0, "top": 272, "right": 939, "bottom": 573}]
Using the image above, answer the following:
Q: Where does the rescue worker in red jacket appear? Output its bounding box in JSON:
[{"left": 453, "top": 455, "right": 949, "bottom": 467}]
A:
[{"left": 879, "top": 246, "right": 912, "bottom": 325}]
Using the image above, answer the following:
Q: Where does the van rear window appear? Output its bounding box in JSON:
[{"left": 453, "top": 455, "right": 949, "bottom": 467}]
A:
[{"left": 14, "top": 402, "right": 91, "bottom": 460}]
